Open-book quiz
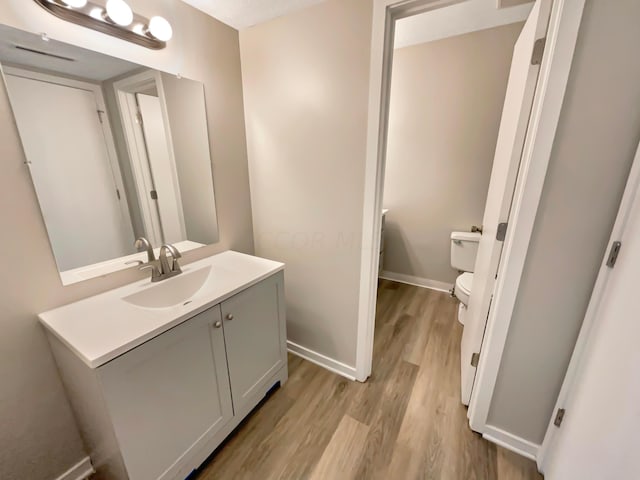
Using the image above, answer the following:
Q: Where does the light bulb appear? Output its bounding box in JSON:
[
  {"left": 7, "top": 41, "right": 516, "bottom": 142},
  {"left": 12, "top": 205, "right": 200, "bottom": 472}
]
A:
[
  {"left": 105, "top": 0, "right": 133, "bottom": 26},
  {"left": 148, "top": 16, "right": 173, "bottom": 42},
  {"left": 89, "top": 7, "right": 103, "bottom": 20},
  {"left": 60, "top": 0, "right": 88, "bottom": 7}
]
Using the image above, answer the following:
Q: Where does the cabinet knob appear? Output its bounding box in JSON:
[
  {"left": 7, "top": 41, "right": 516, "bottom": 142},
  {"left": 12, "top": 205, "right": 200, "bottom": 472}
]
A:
[
  {"left": 214, "top": 321, "right": 222, "bottom": 328},
  {"left": 226, "top": 314, "right": 234, "bottom": 321}
]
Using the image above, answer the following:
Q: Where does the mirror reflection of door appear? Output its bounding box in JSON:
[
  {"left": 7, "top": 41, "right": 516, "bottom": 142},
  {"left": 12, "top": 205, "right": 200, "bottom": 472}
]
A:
[
  {"left": 4, "top": 70, "right": 134, "bottom": 271},
  {"left": 135, "top": 92, "right": 185, "bottom": 245},
  {"left": 115, "top": 71, "right": 187, "bottom": 248}
]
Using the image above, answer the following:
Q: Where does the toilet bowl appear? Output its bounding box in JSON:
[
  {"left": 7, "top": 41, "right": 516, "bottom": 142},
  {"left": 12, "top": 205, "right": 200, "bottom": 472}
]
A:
[
  {"left": 450, "top": 232, "right": 481, "bottom": 325},
  {"left": 454, "top": 272, "right": 473, "bottom": 325},
  {"left": 455, "top": 272, "right": 473, "bottom": 305}
]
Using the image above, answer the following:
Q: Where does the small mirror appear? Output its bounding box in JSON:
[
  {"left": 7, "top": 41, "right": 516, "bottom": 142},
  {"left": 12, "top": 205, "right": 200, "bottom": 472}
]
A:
[{"left": 0, "top": 24, "right": 219, "bottom": 284}]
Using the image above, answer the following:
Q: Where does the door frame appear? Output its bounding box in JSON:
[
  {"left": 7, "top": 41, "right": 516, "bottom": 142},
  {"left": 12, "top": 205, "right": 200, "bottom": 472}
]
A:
[
  {"left": 467, "top": 0, "right": 585, "bottom": 447},
  {"left": 3, "top": 65, "right": 136, "bottom": 248},
  {"left": 113, "top": 69, "right": 187, "bottom": 246},
  {"left": 536, "top": 139, "right": 640, "bottom": 473},
  {"left": 355, "top": 0, "right": 586, "bottom": 452}
]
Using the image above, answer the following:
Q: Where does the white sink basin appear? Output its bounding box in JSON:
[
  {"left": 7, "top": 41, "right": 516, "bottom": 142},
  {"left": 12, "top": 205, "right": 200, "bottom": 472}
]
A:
[
  {"left": 38, "top": 251, "right": 285, "bottom": 368},
  {"left": 123, "top": 266, "right": 212, "bottom": 309}
]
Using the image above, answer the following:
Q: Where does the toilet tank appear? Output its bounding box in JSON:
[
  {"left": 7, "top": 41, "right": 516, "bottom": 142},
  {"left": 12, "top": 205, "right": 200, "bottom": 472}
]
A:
[{"left": 450, "top": 231, "right": 481, "bottom": 272}]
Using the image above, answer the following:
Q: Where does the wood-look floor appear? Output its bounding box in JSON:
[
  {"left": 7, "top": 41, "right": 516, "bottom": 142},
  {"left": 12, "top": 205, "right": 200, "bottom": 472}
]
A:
[{"left": 195, "top": 280, "right": 543, "bottom": 480}]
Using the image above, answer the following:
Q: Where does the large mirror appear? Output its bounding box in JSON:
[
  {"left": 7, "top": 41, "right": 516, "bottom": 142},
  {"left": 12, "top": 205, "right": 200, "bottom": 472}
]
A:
[{"left": 0, "top": 24, "right": 219, "bottom": 285}]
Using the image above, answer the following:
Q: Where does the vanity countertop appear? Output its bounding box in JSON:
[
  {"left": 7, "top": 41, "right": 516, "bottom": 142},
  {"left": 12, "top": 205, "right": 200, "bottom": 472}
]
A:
[
  {"left": 39, "top": 251, "right": 284, "bottom": 369},
  {"left": 59, "top": 240, "right": 205, "bottom": 285}
]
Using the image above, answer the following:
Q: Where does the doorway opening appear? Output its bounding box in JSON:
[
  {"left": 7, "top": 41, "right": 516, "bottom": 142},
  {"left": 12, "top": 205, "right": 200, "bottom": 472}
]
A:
[
  {"left": 357, "top": 0, "right": 586, "bottom": 460},
  {"left": 376, "top": 0, "right": 532, "bottom": 403}
]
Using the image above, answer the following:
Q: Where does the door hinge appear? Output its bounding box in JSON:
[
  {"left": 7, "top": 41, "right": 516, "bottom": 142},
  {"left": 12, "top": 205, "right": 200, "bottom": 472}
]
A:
[
  {"left": 136, "top": 109, "right": 143, "bottom": 126},
  {"left": 554, "top": 408, "right": 566, "bottom": 427},
  {"left": 606, "top": 241, "right": 622, "bottom": 268},
  {"left": 116, "top": 188, "right": 121, "bottom": 200},
  {"left": 496, "top": 222, "right": 508, "bottom": 241},
  {"left": 97, "top": 109, "right": 105, "bottom": 124},
  {"left": 471, "top": 352, "right": 480, "bottom": 368},
  {"left": 150, "top": 190, "right": 158, "bottom": 200},
  {"left": 531, "top": 38, "right": 546, "bottom": 65}
]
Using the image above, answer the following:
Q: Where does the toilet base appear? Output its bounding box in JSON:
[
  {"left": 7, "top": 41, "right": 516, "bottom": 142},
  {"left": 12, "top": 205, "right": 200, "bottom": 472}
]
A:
[{"left": 457, "top": 303, "right": 467, "bottom": 326}]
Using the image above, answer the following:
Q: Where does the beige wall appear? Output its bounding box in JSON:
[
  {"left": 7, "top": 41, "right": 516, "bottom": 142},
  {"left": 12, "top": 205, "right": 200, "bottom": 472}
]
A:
[
  {"left": 240, "top": 0, "right": 373, "bottom": 368},
  {"left": 241, "top": 0, "right": 640, "bottom": 451},
  {"left": 383, "top": 23, "right": 522, "bottom": 284},
  {"left": 0, "top": 1, "right": 252, "bottom": 479},
  {"left": 488, "top": 0, "right": 640, "bottom": 444}
]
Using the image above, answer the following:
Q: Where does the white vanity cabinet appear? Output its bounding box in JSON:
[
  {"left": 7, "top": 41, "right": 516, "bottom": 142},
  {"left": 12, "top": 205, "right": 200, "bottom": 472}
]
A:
[
  {"left": 41, "top": 252, "right": 287, "bottom": 480},
  {"left": 221, "top": 273, "right": 286, "bottom": 417},
  {"left": 99, "top": 306, "right": 233, "bottom": 480}
]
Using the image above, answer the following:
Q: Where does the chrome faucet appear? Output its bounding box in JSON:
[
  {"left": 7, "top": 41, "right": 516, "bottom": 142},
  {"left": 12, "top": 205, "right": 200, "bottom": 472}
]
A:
[
  {"left": 135, "top": 238, "right": 182, "bottom": 283},
  {"left": 159, "top": 244, "right": 182, "bottom": 279},
  {"left": 134, "top": 237, "right": 156, "bottom": 263}
]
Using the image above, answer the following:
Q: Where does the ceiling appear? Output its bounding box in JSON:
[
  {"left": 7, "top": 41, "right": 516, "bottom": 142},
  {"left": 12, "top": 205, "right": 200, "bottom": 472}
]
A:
[
  {"left": 180, "top": 0, "right": 325, "bottom": 30},
  {"left": 395, "top": 0, "right": 533, "bottom": 49},
  {"left": 0, "top": 24, "right": 139, "bottom": 81}
]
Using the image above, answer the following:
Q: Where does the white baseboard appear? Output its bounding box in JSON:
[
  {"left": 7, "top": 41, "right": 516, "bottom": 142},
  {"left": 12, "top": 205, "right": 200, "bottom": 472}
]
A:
[
  {"left": 380, "top": 271, "right": 453, "bottom": 293},
  {"left": 287, "top": 340, "right": 357, "bottom": 381},
  {"left": 54, "top": 457, "right": 94, "bottom": 480},
  {"left": 482, "top": 425, "right": 540, "bottom": 461}
]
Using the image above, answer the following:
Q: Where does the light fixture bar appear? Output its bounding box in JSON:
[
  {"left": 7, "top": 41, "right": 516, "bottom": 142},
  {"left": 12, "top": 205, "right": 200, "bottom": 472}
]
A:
[{"left": 33, "top": 0, "right": 168, "bottom": 50}]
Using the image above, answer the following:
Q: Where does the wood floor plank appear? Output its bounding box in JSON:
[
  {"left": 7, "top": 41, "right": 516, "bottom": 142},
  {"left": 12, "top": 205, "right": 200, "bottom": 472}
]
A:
[
  {"left": 278, "top": 352, "right": 312, "bottom": 400},
  {"left": 347, "top": 312, "right": 417, "bottom": 425},
  {"left": 308, "top": 414, "right": 370, "bottom": 480},
  {"left": 443, "top": 399, "right": 498, "bottom": 480},
  {"left": 383, "top": 442, "right": 423, "bottom": 480},
  {"left": 403, "top": 289, "right": 439, "bottom": 365},
  {"left": 195, "top": 281, "right": 543, "bottom": 480},
  {"left": 230, "top": 363, "right": 333, "bottom": 478},
  {"left": 353, "top": 359, "right": 419, "bottom": 480},
  {"left": 197, "top": 388, "right": 295, "bottom": 479},
  {"left": 274, "top": 376, "right": 353, "bottom": 479},
  {"left": 497, "top": 447, "right": 544, "bottom": 480}
]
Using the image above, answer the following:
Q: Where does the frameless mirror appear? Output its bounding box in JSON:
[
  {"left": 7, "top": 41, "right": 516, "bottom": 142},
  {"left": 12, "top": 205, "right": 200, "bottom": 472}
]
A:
[{"left": 0, "top": 24, "right": 219, "bottom": 285}]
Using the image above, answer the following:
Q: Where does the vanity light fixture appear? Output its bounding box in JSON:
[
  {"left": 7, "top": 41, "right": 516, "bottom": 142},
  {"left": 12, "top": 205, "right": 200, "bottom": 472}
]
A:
[
  {"left": 148, "top": 16, "right": 173, "bottom": 42},
  {"left": 60, "top": 0, "right": 88, "bottom": 7},
  {"left": 34, "top": 0, "right": 173, "bottom": 50},
  {"left": 104, "top": 0, "right": 133, "bottom": 27}
]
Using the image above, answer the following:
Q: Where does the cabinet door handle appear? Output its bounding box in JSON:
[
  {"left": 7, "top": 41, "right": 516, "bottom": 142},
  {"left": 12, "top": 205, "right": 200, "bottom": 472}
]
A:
[
  {"left": 226, "top": 314, "right": 234, "bottom": 321},
  {"left": 213, "top": 321, "right": 222, "bottom": 329}
]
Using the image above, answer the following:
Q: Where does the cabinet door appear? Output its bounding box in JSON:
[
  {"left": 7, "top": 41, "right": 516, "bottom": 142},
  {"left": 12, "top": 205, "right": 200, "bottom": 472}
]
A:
[
  {"left": 221, "top": 273, "right": 286, "bottom": 414},
  {"left": 99, "top": 307, "right": 233, "bottom": 480}
]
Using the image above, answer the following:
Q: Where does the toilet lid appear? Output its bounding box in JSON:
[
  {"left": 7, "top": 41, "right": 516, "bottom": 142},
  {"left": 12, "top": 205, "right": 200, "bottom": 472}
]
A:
[{"left": 457, "top": 272, "right": 473, "bottom": 295}]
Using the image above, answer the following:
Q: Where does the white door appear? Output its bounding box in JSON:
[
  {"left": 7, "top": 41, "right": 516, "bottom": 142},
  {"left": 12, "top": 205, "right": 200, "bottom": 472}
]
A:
[
  {"left": 460, "top": 0, "right": 552, "bottom": 405},
  {"left": 542, "top": 146, "right": 640, "bottom": 479},
  {"left": 137, "top": 93, "right": 186, "bottom": 245},
  {"left": 5, "top": 73, "right": 133, "bottom": 271}
]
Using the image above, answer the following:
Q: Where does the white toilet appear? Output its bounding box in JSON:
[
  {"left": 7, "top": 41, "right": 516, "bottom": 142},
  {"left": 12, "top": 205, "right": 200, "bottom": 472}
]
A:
[{"left": 450, "top": 231, "right": 481, "bottom": 325}]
